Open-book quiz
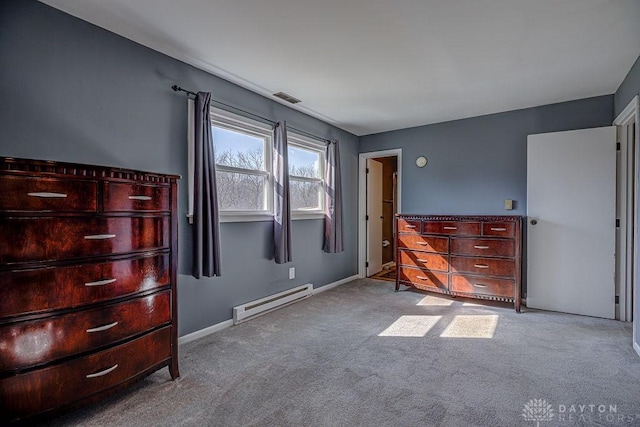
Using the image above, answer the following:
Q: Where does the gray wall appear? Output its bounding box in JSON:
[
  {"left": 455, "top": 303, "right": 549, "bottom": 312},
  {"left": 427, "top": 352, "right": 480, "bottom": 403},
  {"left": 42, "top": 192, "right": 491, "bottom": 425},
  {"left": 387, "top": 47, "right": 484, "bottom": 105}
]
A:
[
  {"left": 615, "top": 55, "right": 640, "bottom": 118},
  {"left": 360, "top": 96, "right": 614, "bottom": 216},
  {"left": 0, "top": 0, "right": 359, "bottom": 336}
]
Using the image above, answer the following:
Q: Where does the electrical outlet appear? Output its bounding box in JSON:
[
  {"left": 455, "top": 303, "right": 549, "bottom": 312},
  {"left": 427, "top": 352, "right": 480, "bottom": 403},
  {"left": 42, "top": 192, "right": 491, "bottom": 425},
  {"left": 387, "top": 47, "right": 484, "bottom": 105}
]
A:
[
  {"left": 289, "top": 267, "right": 295, "bottom": 280},
  {"left": 504, "top": 199, "right": 514, "bottom": 210}
]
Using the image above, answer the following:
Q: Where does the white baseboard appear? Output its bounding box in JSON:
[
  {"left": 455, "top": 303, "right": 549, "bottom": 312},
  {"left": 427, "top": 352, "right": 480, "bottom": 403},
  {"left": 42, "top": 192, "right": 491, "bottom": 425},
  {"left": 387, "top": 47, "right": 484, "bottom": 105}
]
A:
[
  {"left": 178, "top": 274, "right": 359, "bottom": 345},
  {"left": 178, "top": 319, "right": 234, "bottom": 345},
  {"left": 313, "top": 274, "right": 360, "bottom": 295},
  {"left": 634, "top": 341, "right": 640, "bottom": 358}
]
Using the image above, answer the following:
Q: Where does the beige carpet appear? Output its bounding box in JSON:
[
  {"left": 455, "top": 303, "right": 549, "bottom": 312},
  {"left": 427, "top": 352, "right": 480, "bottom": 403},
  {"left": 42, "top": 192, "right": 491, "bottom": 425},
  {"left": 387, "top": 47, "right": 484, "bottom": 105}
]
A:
[{"left": 45, "top": 279, "right": 640, "bottom": 426}]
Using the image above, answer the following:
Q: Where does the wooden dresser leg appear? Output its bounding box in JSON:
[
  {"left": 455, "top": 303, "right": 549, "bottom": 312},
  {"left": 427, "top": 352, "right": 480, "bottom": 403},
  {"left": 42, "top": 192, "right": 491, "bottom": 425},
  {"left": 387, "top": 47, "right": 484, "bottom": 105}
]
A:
[{"left": 169, "top": 361, "right": 180, "bottom": 380}]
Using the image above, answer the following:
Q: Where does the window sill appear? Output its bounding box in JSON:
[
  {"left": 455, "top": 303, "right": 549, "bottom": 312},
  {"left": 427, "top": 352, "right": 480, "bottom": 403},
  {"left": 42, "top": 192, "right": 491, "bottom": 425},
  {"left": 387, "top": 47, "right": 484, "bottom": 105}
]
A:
[
  {"left": 187, "top": 212, "right": 325, "bottom": 223},
  {"left": 221, "top": 214, "right": 273, "bottom": 223},
  {"left": 291, "top": 212, "right": 325, "bottom": 221}
]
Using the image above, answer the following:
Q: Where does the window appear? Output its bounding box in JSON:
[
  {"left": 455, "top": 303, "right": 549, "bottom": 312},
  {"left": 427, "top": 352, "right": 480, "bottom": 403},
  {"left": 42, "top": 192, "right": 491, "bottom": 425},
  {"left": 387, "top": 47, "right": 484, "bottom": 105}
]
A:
[
  {"left": 288, "top": 134, "right": 325, "bottom": 215},
  {"left": 210, "top": 110, "right": 273, "bottom": 217},
  {"left": 187, "top": 105, "right": 327, "bottom": 222}
]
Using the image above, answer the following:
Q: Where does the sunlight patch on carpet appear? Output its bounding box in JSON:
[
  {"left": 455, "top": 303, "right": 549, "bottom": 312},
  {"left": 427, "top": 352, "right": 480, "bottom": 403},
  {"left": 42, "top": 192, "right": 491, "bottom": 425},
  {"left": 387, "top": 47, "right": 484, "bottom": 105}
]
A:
[
  {"left": 440, "top": 315, "right": 498, "bottom": 338},
  {"left": 417, "top": 295, "right": 454, "bottom": 306},
  {"left": 378, "top": 315, "right": 442, "bottom": 337}
]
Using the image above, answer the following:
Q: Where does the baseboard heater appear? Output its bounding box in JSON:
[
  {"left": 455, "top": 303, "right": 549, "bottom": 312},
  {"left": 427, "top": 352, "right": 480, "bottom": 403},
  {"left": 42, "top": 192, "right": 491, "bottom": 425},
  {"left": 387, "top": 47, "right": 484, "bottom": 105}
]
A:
[{"left": 233, "top": 283, "right": 314, "bottom": 325}]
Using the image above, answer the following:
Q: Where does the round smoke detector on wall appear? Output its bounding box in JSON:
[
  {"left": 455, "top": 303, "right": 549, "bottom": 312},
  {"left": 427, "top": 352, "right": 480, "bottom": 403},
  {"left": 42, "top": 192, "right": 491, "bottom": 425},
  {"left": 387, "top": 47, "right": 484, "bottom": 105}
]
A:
[{"left": 415, "top": 156, "right": 428, "bottom": 168}]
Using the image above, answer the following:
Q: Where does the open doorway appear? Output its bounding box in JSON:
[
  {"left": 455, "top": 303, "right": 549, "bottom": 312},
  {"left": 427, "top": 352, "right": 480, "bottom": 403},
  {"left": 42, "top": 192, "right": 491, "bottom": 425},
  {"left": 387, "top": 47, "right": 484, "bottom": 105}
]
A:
[
  {"left": 358, "top": 149, "right": 402, "bottom": 281},
  {"left": 367, "top": 157, "right": 398, "bottom": 281}
]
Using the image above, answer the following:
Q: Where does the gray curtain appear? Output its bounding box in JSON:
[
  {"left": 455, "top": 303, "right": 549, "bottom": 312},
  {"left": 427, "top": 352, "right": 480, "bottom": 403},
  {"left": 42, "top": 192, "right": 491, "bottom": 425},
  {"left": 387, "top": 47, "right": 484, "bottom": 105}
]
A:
[
  {"left": 323, "top": 140, "right": 344, "bottom": 253},
  {"left": 273, "top": 122, "right": 292, "bottom": 263},
  {"left": 192, "top": 92, "right": 222, "bottom": 277}
]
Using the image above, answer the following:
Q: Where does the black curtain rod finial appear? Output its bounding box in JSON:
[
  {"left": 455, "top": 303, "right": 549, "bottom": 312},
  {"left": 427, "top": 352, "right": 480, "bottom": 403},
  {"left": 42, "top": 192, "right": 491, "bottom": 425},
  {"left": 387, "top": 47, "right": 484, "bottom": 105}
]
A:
[{"left": 172, "top": 84, "right": 197, "bottom": 97}]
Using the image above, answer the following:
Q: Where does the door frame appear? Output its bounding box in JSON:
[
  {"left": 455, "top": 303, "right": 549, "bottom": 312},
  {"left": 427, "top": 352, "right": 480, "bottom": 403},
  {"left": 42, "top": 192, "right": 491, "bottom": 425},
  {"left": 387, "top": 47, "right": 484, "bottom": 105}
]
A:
[
  {"left": 614, "top": 95, "right": 639, "bottom": 355},
  {"left": 358, "top": 149, "right": 402, "bottom": 278}
]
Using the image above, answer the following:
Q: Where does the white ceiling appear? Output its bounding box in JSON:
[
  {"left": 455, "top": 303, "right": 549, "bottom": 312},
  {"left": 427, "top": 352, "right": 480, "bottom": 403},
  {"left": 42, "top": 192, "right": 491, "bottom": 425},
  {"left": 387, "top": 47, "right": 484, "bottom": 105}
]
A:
[{"left": 40, "top": 0, "right": 640, "bottom": 136}]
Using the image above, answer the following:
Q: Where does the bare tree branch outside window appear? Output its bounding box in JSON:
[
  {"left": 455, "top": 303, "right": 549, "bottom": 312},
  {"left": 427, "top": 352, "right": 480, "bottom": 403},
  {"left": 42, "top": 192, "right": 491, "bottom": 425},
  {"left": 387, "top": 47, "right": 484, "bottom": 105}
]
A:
[
  {"left": 290, "top": 164, "right": 321, "bottom": 210},
  {"left": 215, "top": 147, "right": 266, "bottom": 211}
]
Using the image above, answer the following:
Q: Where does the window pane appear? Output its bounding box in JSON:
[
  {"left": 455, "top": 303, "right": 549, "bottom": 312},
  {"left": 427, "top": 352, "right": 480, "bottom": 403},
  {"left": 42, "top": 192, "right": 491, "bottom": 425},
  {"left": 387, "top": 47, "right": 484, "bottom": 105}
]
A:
[
  {"left": 216, "top": 170, "right": 267, "bottom": 211},
  {"left": 290, "top": 178, "right": 322, "bottom": 211},
  {"left": 288, "top": 145, "right": 320, "bottom": 178},
  {"left": 213, "top": 126, "right": 265, "bottom": 171}
]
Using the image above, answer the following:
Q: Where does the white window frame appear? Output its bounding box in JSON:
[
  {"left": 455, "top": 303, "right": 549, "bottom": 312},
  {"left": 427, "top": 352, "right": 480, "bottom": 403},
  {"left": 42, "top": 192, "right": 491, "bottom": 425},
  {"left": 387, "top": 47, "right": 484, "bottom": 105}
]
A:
[
  {"left": 211, "top": 108, "right": 274, "bottom": 222},
  {"left": 288, "top": 133, "right": 326, "bottom": 220}
]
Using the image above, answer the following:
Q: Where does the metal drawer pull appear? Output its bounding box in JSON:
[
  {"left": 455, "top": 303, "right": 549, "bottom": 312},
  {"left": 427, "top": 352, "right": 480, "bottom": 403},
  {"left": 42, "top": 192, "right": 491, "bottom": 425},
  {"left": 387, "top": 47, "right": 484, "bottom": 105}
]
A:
[
  {"left": 490, "top": 227, "right": 507, "bottom": 231},
  {"left": 404, "top": 225, "right": 417, "bottom": 229},
  {"left": 474, "top": 284, "right": 488, "bottom": 288},
  {"left": 86, "top": 364, "right": 118, "bottom": 378},
  {"left": 474, "top": 264, "right": 490, "bottom": 269},
  {"left": 416, "top": 276, "right": 430, "bottom": 281},
  {"left": 416, "top": 259, "right": 429, "bottom": 263},
  {"left": 443, "top": 226, "right": 457, "bottom": 230},
  {"left": 128, "top": 195, "right": 152, "bottom": 201},
  {"left": 87, "top": 321, "right": 119, "bottom": 333},
  {"left": 474, "top": 245, "right": 490, "bottom": 249},
  {"left": 84, "top": 234, "right": 116, "bottom": 240},
  {"left": 416, "top": 242, "right": 429, "bottom": 246},
  {"left": 27, "top": 192, "right": 67, "bottom": 198},
  {"left": 84, "top": 278, "right": 116, "bottom": 287}
]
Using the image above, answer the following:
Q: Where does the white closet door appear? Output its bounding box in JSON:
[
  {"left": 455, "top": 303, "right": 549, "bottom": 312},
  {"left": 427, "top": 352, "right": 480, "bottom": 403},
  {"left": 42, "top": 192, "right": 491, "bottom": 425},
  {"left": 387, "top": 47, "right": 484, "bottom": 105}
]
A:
[{"left": 527, "top": 126, "right": 616, "bottom": 318}]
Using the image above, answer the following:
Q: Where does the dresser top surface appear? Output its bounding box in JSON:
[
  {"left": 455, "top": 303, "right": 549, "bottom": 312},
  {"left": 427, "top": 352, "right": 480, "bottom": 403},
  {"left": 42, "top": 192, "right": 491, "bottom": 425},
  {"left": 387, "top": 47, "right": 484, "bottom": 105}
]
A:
[
  {"left": 1, "top": 157, "right": 180, "bottom": 182},
  {"left": 396, "top": 214, "right": 523, "bottom": 222}
]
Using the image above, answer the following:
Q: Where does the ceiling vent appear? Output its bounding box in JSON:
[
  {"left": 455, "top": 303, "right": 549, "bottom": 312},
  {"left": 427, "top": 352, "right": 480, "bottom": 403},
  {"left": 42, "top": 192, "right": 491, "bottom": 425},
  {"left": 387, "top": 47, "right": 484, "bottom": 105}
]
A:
[{"left": 273, "top": 92, "right": 301, "bottom": 104}]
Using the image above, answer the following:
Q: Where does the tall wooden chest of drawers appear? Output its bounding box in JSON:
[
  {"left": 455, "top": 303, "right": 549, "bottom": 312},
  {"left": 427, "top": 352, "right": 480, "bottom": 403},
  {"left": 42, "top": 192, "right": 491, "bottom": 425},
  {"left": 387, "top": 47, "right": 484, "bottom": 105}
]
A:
[
  {"left": 395, "top": 215, "right": 522, "bottom": 311},
  {"left": 0, "top": 157, "right": 179, "bottom": 423}
]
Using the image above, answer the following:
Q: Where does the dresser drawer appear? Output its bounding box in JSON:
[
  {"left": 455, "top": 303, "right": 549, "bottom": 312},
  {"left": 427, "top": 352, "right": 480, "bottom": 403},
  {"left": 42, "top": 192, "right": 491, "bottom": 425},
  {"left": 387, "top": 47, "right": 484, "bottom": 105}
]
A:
[
  {"left": 0, "top": 326, "right": 171, "bottom": 422},
  {"left": 450, "top": 256, "right": 515, "bottom": 278},
  {"left": 450, "top": 238, "right": 515, "bottom": 257},
  {"left": 104, "top": 182, "right": 170, "bottom": 212},
  {"left": 0, "top": 216, "right": 169, "bottom": 264},
  {"left": 423, "top": 221, "right": 480, "bottom": 236},
  {"left": 398, "top": 250, "right": 448, "bottom": 272},
  {"left": 0, "top": 254, "right": 170, "bottom": 319},
  {"left": 482, "top": 221, "right": 515, "bottom": 238},
  {"left": 399, "top": 267, "right": 448, "bottom": 291},
  {"left": 398, "top": 234, "right": 448, "bottom": 253},
  {"left": 397, "top": 219, "right": 421, "bottom": 234},
  {"left": 0, "top": 176, "right": 97, "bottom": 213},
  {"left": 450, "top": 274, "right": 515, "bottom": 298},
  {"left": 0, "top": 291, "right": 170, "bottom": 372}
]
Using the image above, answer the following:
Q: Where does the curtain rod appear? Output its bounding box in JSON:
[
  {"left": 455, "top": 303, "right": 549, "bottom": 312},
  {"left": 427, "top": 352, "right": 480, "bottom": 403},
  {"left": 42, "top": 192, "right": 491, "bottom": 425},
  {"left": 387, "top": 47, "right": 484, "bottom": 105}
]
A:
[{"left": 171, "top": 85, "right": 330, "bottom": 144}]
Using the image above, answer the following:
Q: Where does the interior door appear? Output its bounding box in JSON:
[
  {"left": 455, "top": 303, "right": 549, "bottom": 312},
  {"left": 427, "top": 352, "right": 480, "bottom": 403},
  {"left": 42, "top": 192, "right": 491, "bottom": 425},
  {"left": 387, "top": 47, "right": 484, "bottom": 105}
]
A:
[
  {"left": 366, "top": 159, "right": 383, "bottom": 276},
  {"left": 527, "top": 126, "right": 616, "bottom": 318}
]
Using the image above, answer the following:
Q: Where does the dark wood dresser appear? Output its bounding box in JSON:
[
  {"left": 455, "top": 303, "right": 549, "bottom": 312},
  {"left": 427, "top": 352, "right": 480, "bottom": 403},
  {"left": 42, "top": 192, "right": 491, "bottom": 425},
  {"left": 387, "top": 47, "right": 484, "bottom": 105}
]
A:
[
  {"left": 395, "top": 215, "right": 522, "bottom": 311},
  {"left": 0, "top": 157, "right": 179, "bottom": 423}
]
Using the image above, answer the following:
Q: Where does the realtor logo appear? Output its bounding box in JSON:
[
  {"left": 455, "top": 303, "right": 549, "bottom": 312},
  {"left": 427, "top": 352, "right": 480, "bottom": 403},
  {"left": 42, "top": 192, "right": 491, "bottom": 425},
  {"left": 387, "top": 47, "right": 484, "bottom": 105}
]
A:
[{"left": 522, "top": 399, "right": 555, "bottom": 426}]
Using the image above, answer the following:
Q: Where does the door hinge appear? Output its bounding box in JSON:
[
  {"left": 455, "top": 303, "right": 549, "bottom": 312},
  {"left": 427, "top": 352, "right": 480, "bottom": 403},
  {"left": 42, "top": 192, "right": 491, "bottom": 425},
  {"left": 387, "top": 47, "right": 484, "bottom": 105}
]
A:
[
  {"left": 366, "top": 215, "right": 369, "bottom": 220},
  {"left": 616, "top": 219, "right": 620, "bottom": 228},
  {"left": 615, "top": 295, "right": 620, "bottom": 304},
  {"left": 366, "top": 261, "right": 369, "bottom": 267},
  {"left": 366, "top": 168, "right": 369, "bottom": 173},
  {"left": 617, "top": 142, "right": 621, "bottom": 151}
]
